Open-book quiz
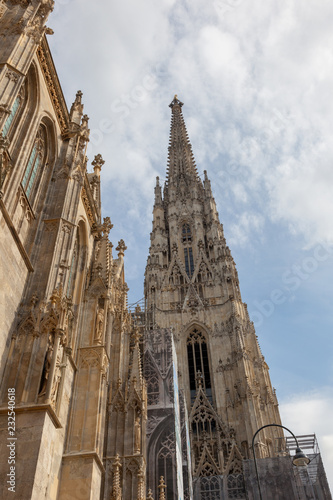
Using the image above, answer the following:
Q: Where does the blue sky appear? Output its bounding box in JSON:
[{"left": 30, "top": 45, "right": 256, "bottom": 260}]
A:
[{"left": 48, "top": 0, "right": 333, "bottom": 487}]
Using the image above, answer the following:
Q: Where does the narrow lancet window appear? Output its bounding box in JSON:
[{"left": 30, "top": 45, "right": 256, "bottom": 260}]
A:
[
  {"left": 184, "top": 247, "right": 194, "bottom": 277},
  {"left": 2, "top": 96, "right": 21, "bottom": 137},
  {"left": 22, "top": 125, "right": 46, "bottom": 203},
  {"left": 187, "top": 329, "right": 212, "bottom": 403},
  {"left": 182, "top": 223, "right": 194, "bottom": 277},
  {"left": 67, "top": 232, "right": 79, "bottom": 298},
  {"left": 2, "top": 83, "right": 25, "bottom": 138}
]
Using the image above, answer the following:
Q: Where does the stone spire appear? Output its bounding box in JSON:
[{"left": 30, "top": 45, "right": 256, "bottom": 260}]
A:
[
  {"left": 165, "top": 95, "right": 201, "bottom": 194},
  {"left": 144, "top": 97, "right": 284, "bottom": 490}
]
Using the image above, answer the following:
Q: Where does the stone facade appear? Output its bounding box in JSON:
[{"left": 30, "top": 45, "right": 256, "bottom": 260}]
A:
[
  {"left": 0, "top": 2, "right": 145, "bottom": 498},
  {"left": 0, "top": 3, "right": 331, "bottom": 500}
]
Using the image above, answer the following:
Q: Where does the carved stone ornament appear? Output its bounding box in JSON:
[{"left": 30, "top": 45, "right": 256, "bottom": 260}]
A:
[
  {"left": 81, "top": 186, "right": 95, "bottom": 227},
  {"left": 0, "top": 135, "right": 11, "bottom": 192},
  {"left": 5, "top": 70, "right": 19, "bottom": 82},
  {"left": 19, "top": 188, "right": 34, "bottom": 222},
  {"left": 37, "top": 45, "right": 67, "bottom": 133},
  {"left": 0, "top": 103, "right": 10, "bottom": 118}
]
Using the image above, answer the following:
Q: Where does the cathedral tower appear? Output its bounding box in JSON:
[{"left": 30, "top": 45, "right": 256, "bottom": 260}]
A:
[{"left": 144, "top": 96, "right": 283, "bottom": 496}]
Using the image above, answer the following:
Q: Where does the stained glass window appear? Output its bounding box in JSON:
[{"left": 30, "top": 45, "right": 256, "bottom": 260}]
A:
[{"left": 22, "top": 125, "right": 46, "bottom": 203}]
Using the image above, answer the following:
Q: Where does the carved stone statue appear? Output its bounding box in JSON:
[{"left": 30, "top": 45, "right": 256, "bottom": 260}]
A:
[
  {"left": 50, "top": 349, "right": 62, "bottom": 407},
  {"left": 134, "top": 415, "right": 141, "bottom": 454},
  {"left": 39, "top": 337, "right": 53, "bottom": 396},
  {"left": 94, "top": 307, "right": 104, "bottom": 344}
]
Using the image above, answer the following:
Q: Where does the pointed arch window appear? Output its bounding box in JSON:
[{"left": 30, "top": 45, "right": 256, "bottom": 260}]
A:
[
  {"left": 200, "top": 476, "right": 221, "bottom": 499},
  {"left": 144, "top": 354, "right": 160, "bottom": 406},
  {"left": 67, "top": 231, "right": 79, "bottom": 298},
  {"left": 182, "top": 223, "right": 192, "bottom": 242},
  {"left": 21, "top": 125, "right": 46, "bottom": 202},
  {"left": 157, "top": 430, "right": 176, "bottom": 500},
  {"left": 187, "top": 329, "right": 212, "bottom": 404},
  {"left": 184, "top": 247, "right": 194, "bottom": 277}
]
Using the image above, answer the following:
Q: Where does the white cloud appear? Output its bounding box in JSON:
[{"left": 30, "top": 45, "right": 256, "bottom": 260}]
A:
[{"left": 228, "top": 212, "right": 265, "bottom": 247}]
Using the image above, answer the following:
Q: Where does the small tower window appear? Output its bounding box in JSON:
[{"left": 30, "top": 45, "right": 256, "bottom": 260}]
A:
[{"left": 182, "top": 223, "right": 192, "bottom": 242}]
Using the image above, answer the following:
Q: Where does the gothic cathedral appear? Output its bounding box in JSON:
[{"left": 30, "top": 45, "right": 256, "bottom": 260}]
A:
[{"left": 0, "top": 2, "right": 331, "bottom": 500}]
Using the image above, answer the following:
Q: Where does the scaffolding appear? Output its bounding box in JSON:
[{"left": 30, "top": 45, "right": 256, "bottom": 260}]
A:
[{"left": 275, "top": 433, "right": 332, "bottom": 500}]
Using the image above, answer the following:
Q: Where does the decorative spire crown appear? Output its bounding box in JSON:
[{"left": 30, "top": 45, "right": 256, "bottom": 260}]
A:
[{"left": 169, "top": 94, "right": 184, "bottom": 109}]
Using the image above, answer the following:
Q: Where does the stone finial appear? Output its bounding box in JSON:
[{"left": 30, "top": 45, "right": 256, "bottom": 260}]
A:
[
  {"left": 158, "top": 477, "right": 166, "bottom": 500},
  {"left": 92, "top": 153, "right": 105, "bottom": 176},
  {"left": 116, "top": 239, "right": 127, "bottom": 258},
  {"left": 102, "top": 216, "right": 113, "bottom": 235},
  {"left": 169, "top": 95, "right": 183, "bottom": 109},
  {"left": 172, "top": 242, "right": 178, "bottom": 254},
  {"left": 75, "top": 90, "right": 83, "bottom": 102},
  {"left": 147, "top": 489, "right": 154, "bottom": 500}
]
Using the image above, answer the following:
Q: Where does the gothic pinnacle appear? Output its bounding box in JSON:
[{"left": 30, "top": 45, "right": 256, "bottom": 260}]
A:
[
  {"left": 154, "top": 176, "right": 162, "bottom": 205},
  {"left": 69, "top": 90, "right": 84, "bottom": 124},
  {"left": 166, "top": 96, "right": 200, "bottom": 187}
]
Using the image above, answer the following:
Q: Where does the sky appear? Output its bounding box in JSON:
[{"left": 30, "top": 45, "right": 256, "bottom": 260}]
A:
[{"left": 48, "top": 0, "right": 333, "bottom": 488}]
